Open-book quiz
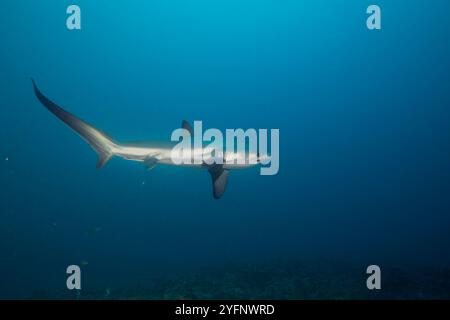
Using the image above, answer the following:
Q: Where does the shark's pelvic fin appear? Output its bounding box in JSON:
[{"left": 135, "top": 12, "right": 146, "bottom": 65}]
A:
[
  {"left": 31, "top": 79, "right": 116, "bottom": 169},
  {"left": 181, "top": 120, "right": 193, "bottom": 136},
  {"left": 208, "top": 164, "right": 229, "bottom": 199},
  {"left": 143, "top": 154, "right": 159, "bottom": 170}
]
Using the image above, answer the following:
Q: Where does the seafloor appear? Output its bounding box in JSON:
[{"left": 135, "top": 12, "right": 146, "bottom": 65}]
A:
[{"left": 29, "top": 260, "right": 450, "bottom": 300}]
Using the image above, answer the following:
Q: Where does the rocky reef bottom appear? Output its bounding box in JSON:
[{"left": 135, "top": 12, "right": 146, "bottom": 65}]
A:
[{"left": 32, "top": 260, "right": 450, "bottom": 300}]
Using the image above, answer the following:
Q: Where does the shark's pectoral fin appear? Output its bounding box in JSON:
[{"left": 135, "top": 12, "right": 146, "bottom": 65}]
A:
[
  {"left": 208, "top": 165, "right": 229, "bottom": 199},
  {"left": 144, "top": 155, "right": 159, "bottom": 171}
]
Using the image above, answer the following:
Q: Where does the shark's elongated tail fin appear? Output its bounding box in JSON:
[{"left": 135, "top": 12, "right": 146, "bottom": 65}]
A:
[{"left": 31, "top": 79, "right": 116, "bottom": 169}]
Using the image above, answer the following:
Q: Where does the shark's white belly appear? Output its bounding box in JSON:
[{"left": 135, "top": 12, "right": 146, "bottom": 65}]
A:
[{"left": 113, "top": 145, "right": 259, "bottom": 169}]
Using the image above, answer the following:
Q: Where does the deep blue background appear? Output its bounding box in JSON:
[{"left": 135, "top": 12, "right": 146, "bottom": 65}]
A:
[{"left": 1, "top": 0, "right": 450, "bottom": 298}]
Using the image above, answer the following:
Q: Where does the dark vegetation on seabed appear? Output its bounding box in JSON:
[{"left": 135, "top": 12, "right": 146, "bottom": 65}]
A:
[{"left": 30, "top": 260, "right": 450, "bottom": 300}]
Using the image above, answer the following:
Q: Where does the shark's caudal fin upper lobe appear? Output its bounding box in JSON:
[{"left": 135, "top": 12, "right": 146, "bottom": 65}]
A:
[{"left": 31, "top": 79, "right": 116, "bottom": 168}]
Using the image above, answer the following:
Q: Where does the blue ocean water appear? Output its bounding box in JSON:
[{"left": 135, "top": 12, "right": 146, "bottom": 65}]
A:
[{"left": 1, "top": 0, "right": 450, "bottom": 299}]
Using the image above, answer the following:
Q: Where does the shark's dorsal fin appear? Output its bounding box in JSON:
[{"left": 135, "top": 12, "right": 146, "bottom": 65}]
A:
[
  {"left": 181, "top": 120, "right": 193, "bottom": 136},
  {"left": 208, "top": 165, "right": 229, "bottom": 199}
]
